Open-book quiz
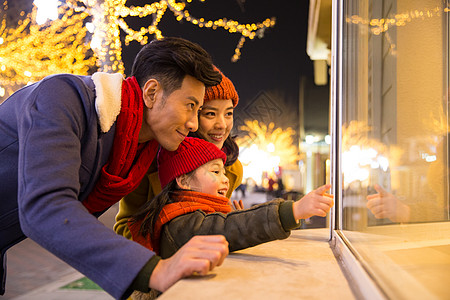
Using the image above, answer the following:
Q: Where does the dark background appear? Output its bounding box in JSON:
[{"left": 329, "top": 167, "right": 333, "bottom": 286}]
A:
[{"left": 122, "top": 0, "right": 313, "bottom": 99}]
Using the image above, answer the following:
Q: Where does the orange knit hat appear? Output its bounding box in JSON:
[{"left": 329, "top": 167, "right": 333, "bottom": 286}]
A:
[{"left": 204, "top": 66, "right": 239, "bottom": 107}]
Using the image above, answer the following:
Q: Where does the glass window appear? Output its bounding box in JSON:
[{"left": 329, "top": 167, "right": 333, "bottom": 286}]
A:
[{"left": 335, "top": 0, "right": 450, "bottom": 298}]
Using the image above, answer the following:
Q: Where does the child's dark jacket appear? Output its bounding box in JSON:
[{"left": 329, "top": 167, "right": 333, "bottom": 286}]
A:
[{"left": 130, "top": 190, "right": 299, "bottom": 258}]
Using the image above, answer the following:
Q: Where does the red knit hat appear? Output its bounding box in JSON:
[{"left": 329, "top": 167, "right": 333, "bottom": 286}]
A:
[
  {"left": 158, "top": 137, "right": 227, "bottom": 188},
  {"left": 204, "top": 66, "right": 239, "bottom": 107}
]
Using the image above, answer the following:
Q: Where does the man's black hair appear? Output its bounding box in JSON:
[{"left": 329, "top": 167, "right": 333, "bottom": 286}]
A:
[{"left": 131, "top": 37, "right": 222, "bottom": 95}]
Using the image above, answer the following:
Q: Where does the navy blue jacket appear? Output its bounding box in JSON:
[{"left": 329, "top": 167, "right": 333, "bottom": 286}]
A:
[{"left": 0, "top": 74, "right": 154, "bottom": 299}]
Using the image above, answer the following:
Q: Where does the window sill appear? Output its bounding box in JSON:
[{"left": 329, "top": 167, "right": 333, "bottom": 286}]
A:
[{"left": 159, "top": 228, "right": 355, "bottom": 299}]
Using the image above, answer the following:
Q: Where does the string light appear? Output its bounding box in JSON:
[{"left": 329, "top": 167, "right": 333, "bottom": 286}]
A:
[
  {"left": 347, "top": 5, "right": 446, "bottom": 35},
  {"left": 166, "top": 0, "right": 275, "bottom": 62},
  {"left": 75, "top": 0, "right": 275, "bottom": 66},
  {"left": 1, "top": 0, "right": 275, "bottom": 99},
  {"left": 33, "top": 0, "right": 59, "bottom": 25},
  {"left": 345, "top": 4, "right": 448, "bottom": 59},
  {"left": 0, "top": 1, "right": 96, "bottom": 100}
]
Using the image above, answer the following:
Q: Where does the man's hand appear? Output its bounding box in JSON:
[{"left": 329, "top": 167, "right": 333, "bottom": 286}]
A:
[
  {"left": 366, "top": 184, "right": 410, "bottom": 223},
  {"left": 293, "top": 184, "right": 334, "bottom": 220},
  {"left": 149, "top": 235, "right": 228, "bottom": 292}
]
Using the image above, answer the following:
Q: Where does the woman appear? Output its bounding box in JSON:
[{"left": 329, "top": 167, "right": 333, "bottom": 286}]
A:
[{"left": 114, "top": 67, "right": 243, "bottom": 239}]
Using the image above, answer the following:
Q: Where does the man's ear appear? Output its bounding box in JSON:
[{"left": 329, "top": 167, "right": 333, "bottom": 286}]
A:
[
  {"left": 176, "top": 175, "right": 191, "bottom": 190},
  {"left": 142, "top": 79, "right": 160, "bottom": 109}
]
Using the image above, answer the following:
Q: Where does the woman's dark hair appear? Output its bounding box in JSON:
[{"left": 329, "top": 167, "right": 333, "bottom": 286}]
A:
[
  {"left": 188, "top": 131, "right": 239, "bottom": 166},
  {"left": 131, "top": 180, "right": 179, "bottom": 238},
  {"left": 131, "top": 37, "right": 222, "bottom": 95}
]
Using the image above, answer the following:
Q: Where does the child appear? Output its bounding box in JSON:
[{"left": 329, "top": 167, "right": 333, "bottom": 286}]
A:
[{"left": 129, "top": 137, "right": 334, "bottom": 259}]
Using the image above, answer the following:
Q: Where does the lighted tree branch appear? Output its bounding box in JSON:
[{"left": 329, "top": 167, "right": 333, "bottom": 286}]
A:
[
  {"left": 0, "top": 2, "right": 96, "bottom": 99},
  {"left": 76, "top": 0, "right": 275, "bottom": 72},
  {"left": 0, "top": 0, "right": 275, "bottom": 99},
  {"left": 237, "top": 120, "right": 300, "bottom": 167}
]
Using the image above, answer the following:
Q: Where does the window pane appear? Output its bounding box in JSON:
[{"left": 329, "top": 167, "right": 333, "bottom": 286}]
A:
[{"left": 339, "top": 0, "right": 450, "bottom": 298}]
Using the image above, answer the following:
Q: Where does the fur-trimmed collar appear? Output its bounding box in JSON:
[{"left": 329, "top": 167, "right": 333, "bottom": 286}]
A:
[{"left": 92, "top": 72, "right": 124, "bottom": 133}]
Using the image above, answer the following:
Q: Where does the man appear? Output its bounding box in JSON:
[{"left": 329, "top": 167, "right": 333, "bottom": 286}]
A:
[{"left": 0, "top": 37, "right": 229, "bottom": 299}]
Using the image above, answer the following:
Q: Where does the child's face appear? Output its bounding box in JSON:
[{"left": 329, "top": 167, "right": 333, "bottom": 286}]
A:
[{"left": 186, "top": 158, "right": 229, "bottom": 197}]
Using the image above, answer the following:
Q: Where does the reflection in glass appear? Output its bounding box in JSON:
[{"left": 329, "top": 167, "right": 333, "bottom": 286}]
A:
[
  {"left": 341, "top": 0, "right": 450, "bottom": 227},
  {"left": 337, "top": 0, "right": 450, "bottom": 298}
]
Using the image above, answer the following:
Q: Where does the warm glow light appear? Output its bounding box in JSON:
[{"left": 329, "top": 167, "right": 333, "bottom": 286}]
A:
[
  {"left": 378, "top": 155, "right": 389, "bottom": 171},
  {"left": 238, "top": 144, "right": 281, "bottom": 185},
  {"left": 305, "top": 135, "right": 315, "bottom": 144},
  {"left": 347, "top": 4, "right": 448, "bottom": 35},
  {"left": 86, "top": 22, "right": 95, "bottom": 33},
  {"left": 0, "top": 1, "right": 96, "bottom": 100},
  {"left": 341, "top": 121, "right": 394, "bottom": 187},
  {"left": 236, "top": 120, "right": 299, "bottom": 185},
  {"left": 34, "top": 0, "right": 59, "bottom": 25},
  {"left": 342, "top": 147, "right": 371, "bottom": 184},
  {"left": 426, "top": 155, "right": 437, "bottom": 162},
  {"left": 342, "top": 146, "right": 390, "bottom": 184},
  {"left": 422, "top": 153, "right": 437, "bottom": 162}
]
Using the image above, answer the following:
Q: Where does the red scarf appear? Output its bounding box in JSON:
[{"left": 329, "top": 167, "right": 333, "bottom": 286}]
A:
[
  {"left": 129, "top": 190, "right": 232, "bottom": 253},
  {"left": 83, "top": 76, "right": 159, "bottom": 214}
]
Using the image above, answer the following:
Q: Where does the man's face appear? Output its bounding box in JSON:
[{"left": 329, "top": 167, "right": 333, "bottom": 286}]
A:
[{"left": 143, "top": 75, "right": 205, "bottom": 151}]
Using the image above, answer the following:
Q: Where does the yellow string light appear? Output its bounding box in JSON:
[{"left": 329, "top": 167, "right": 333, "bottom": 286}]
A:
[
  {"left": 345, "top": 4, "right": 448, "bottom": 58},
  {"left": 347, "top": 5, "right": 445, "bottom": 35},
  {"left": 77, "top": 0, "right": 275, "bottom": 64},
  {"left": 1, "top": 0, "right": 275, "bottom": 99},
  {"left": 0, "top": 1, "right": 96, "bottom": 100}
]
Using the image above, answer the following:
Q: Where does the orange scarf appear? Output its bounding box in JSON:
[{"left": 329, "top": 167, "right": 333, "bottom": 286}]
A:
[
  {"left": 130, "top": 190, "right": 232, "bottom": 253},
  {"left": 83, "top": 77, "right": 159, "bottom": 214}
]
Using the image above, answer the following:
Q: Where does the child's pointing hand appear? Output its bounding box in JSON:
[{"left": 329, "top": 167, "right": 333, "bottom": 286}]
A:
[{"left": 293, "top": 184, "right": 334, "bottom": 220}]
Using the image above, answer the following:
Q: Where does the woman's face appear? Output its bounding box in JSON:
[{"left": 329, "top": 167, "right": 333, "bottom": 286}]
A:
[
  {"left": 183, "top": 159, "right": 229, "bottom": 197},
  {"left": 197, "top": 99, "right": 234, "bottom": 149}
]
